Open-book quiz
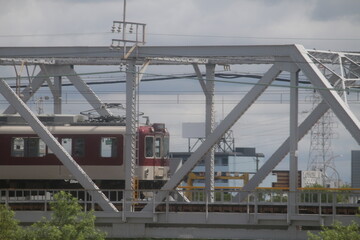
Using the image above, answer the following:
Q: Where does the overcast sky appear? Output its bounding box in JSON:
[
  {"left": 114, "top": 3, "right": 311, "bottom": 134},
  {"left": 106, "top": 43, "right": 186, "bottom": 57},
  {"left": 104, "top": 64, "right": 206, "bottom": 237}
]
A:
[
  {"left": 0, "top": 0, "right": 359, "bottom": 50},
  {"left": 1, "top": 0, "right": 360, "bottom": 185}
]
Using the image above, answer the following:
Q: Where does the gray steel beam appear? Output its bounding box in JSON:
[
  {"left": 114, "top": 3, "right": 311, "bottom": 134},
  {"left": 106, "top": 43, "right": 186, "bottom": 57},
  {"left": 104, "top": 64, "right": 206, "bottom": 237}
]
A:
[
  {"left": 124, "top": 60, "right": 137, "bottom": 211},
  {"left": 142, "top": 64, "right": 281, "bottom": 212},
  {"left": 42, "top": 69, "right": 61, "bottom": 114},
  {"left": 192, "top": 64, "right": 207, "bottom": 93},
  {"left": 53, "top": 75, "right": 62, "bottom": 114},
  {"left": 0, "top": 78, "right": 118, "bottom": 212},
  {"left": 4, "top": 64, "right": 110, "bottom": 116},
  {"left": 236, "top": 76, "right": 343, "bottom": 202},
  {"left": 293, "top": 45, "right": 360, "bottom": 144},
  {"left": 64, "top": 66, "right": 113, "bottom": 117},
  {"left": 1, "top": 46, "right": 358, "bottom": 67},
  {"left": 193, "top": 63, "right": 216, "bottom": 201},
  {"left": 205, "top": 64, "right": 215, "bottom": 202},
  {"left": 289, "top": 68, "right": 300, "bottom": 218},
  {"left": 236, "top": 100, "right": 331, "bottom": 202},
  {"left": 3, "top": 68, "right": 48, "bottom": 114},
  {"left": 0, "top": 45, "right": 295, "bottom": 59},
  {"left": 234, "top": 46, "right": 360, "bottom": 202}
]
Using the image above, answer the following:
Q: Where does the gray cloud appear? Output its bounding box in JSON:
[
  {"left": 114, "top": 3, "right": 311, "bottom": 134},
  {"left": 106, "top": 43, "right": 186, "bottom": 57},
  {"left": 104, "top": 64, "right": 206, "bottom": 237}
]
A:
[{"left": 310, "top": 0, "right": 360, "bottom": 22}]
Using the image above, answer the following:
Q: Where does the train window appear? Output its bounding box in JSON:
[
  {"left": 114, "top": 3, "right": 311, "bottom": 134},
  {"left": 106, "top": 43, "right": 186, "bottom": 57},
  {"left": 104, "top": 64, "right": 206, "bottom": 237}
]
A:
[
  {"left": 145, "top": 136, "right": 154, "bottom": 158},
  {"left": 11, "top": 138, "right": 25, "bottom": 157},
  {"left": 101, "top": 137, "right": 117, "bottom": 158},
  {"left": 164, "top": 136, "right": 169, "bottom": 158},
  {"left": 61, "top": 138, "right": 72, "bottom": 155},
  {"left": 47, "top": 137, "right": 58, "bottom": 154},
  {"left": 27, "top": 138, "right": 46, "bottom": 157},
  {"left": 155, "top": 137, "right": 161, "bottom": 158},
  {"left": 73, "top": 138, "right": 85, "bottom": 157},
  {"left": 11, "top": 137, "right": 45, "bottom": 157}
]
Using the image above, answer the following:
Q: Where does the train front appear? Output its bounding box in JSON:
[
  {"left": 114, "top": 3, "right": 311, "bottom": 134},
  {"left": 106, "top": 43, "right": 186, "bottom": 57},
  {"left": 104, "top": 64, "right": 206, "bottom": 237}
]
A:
[{"left": 137, "top": 123, "right": 170, "bottom": 189}]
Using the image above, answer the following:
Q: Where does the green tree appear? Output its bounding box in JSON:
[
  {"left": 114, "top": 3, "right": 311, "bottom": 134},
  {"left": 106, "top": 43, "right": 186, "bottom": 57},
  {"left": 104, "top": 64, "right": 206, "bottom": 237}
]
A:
[
  {"left": 0, "top": 204, "right": 22, "bottom": 240},
  {"left": 308, "top": 221, "right": 360, "bottom": 240},
  {"left": 24, "top": 191, "right": 106, "bottom": 240}
]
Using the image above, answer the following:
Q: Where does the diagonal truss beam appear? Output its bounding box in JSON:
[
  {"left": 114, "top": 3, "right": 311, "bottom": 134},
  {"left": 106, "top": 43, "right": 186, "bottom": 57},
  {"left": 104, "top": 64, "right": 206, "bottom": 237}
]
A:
[
  {"left": 0, "top": 78, "right": 118, "bottom": 212},
  {"left": 3, "top": 67, "right": 48, "bottom": 114},
  {"left": 192, "top": 63, "right": 207, "bottom": 93},
  {"left": 235, "top": 52, "right": 358, "bottom": 201},
  {"left": 142, "top": 64, "right": 281, "bottom": 212},
  {"left": 64, "top": 66, "right": 113, "bottom": 117},
  {"left": 3, "top": 64, "right": 113, "bottom": 117},
  {"left": 293, "top": 45, "right": 360, "bottom": 144},
  {"left": 235, "top": 99, "right": 337, "bottom": 201}
]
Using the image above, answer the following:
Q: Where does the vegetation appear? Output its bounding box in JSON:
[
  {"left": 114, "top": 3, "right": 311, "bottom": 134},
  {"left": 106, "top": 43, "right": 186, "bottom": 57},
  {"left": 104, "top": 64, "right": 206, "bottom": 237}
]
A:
[
  {"left": 0, "top": 191, "right": 106, "bottom": 240},
  {"left": 301, "top": 184, "right": 352, "bottom": 204},
  {"left": 308, "top": 221, "right": 360, "bottom": 240},
  {"left": 0, "top": 205, "right": 22, "bottom": 240}
]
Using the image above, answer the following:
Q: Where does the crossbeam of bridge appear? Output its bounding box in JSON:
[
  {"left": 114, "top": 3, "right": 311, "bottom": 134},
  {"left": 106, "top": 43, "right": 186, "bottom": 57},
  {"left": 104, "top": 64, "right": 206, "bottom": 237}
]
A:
[{"left": 1, "top": 44, "right": 360, "bottom": 240}]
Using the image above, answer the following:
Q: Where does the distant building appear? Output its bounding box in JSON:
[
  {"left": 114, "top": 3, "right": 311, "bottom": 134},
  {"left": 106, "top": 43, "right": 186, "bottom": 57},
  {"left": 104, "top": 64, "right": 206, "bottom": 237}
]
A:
[
  {"left": 351, "top": 150, "right": 360, "bottom": 188},
  {"left": 177, "top": 123, "right": 264, "bottom": 188},
  {"left": 301, "top": 171, "right": 323, "bottom": 187},
  {"left": 271, "top": 170, "right": 302, "bottom": 188},
  {"left": 171, "top": 147, "right": 262, "bottom": 187}
]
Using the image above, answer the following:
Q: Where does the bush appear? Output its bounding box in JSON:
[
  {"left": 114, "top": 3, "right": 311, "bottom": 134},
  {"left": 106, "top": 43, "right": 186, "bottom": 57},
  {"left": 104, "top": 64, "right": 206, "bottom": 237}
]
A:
[
  {"left": 1, "top": 191, "right": 106, "bottom": 240},
  {"left": 23, "top": 191, "right": 106, "bottom": 240},
  {"left": 308, "top": 221, "right": 360, "bottom": 240},
  {"left": 0, "top": 205, "right": 22, "bottom": 240}
]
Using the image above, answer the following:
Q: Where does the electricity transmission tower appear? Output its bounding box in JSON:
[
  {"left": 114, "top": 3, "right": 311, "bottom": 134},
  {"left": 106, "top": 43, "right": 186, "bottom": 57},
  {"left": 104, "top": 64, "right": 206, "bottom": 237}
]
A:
[{"left": 307, "top": 91, "right": 340, "bottom": 187}]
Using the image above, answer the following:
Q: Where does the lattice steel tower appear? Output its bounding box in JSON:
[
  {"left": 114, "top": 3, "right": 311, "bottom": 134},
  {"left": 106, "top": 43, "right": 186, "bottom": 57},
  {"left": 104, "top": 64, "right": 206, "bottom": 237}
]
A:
[{"left": 307, "top": 91, "right": 339, "bottom": 187}]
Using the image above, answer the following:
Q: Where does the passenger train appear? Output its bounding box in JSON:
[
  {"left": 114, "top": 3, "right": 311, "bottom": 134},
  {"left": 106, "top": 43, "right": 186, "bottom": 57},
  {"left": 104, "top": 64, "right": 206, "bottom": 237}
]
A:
[{"left": 0, "top": 114, "right": 169, "bottom": 190}]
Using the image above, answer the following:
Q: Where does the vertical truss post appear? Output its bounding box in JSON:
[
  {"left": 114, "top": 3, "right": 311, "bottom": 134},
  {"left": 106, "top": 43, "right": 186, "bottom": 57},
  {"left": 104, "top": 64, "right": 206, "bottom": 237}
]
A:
[
  {"left": 53, "top": 75, "right": 62, "bottom": 114},
  {"left": 0, "top": 78, "right": 117, "bottom": 212},
  {"left": 205, "top": 64, "right": 215, "bottom": 202},
  {"left": 289, "top": 68, "right": 299, "bottom": 219},
  {"left": 124, "top": 60, "right": 137, "bottom": 212}
]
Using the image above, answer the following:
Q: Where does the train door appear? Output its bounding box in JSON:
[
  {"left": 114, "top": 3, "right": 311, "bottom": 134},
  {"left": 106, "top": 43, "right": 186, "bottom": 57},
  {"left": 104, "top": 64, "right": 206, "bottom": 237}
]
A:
[
  {"left": 153, "top": 135, "right": 163, "bottom": 179},
  {"left": 151, "top": 135, "right": 162, "bottom": 180},
  {"left": 143, "top": 135, "right": 164, "bottom": 179},
  {"left": 143, "top": 135, "right": 154, "bottom": 180}
]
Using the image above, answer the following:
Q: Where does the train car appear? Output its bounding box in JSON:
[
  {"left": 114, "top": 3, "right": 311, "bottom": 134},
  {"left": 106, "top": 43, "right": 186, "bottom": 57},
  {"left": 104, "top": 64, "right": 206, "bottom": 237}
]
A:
[{"left": 0, "top": 114, "right": 169, "bottom": 190}]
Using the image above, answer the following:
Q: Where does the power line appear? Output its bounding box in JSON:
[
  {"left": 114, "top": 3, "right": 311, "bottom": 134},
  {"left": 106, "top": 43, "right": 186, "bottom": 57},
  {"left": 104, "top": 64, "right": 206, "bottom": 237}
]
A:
[
  {"left": 4, "top": 68, "right": 360, "bottom": 95},
  {"left": 0, "top": 31, "right": 360, "bottom": 42}
]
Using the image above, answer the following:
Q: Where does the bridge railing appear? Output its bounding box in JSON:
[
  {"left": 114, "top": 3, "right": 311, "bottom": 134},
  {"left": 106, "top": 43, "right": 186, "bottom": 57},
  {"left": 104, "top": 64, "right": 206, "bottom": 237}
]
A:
[{"left": 1, "top": 188, "right": 359, "bottom": 215}]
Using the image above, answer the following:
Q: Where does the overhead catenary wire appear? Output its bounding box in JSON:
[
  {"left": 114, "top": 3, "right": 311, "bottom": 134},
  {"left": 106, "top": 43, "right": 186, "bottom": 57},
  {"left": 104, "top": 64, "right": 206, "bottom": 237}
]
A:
[
  {"left": 0, "top": 31, "right": 360, "bottom": 42},
  {"left": 2, "top": 66, "right": 354, "bottom": 91},
  {"left": 3, "top": 67, "right": 356, "bottom": 94}
]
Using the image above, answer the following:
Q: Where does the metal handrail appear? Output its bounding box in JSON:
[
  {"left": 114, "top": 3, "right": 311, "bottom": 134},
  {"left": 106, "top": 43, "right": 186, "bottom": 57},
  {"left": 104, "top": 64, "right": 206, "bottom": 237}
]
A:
[{"left": 1, "top": 188, "right": 359, "bottom": 215}]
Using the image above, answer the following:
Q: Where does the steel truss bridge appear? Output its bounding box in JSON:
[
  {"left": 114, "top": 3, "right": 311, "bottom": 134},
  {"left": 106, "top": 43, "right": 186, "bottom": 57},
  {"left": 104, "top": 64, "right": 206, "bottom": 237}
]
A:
[{"left": 0, "top": 45, "right": 360, "bottom": 239}]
